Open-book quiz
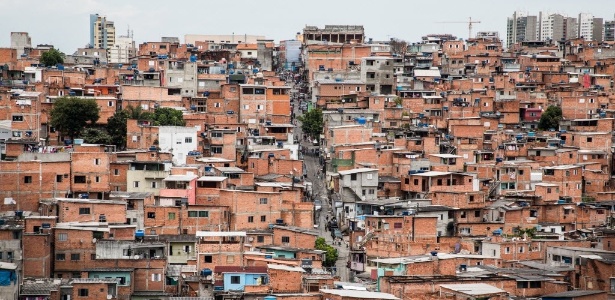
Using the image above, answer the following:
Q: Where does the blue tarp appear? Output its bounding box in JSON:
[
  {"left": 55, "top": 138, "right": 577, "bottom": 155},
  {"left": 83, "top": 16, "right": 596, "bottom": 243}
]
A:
[{"left": 0, "top": 270, "right": 16, "bottom": 286}]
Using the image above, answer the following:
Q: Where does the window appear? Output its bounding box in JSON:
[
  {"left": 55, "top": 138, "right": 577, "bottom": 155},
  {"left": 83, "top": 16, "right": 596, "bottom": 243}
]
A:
[
  {"left": 394, "top": 222, "right": 402, "bottom": 229},
  {"left": 150, "top": 181, "right": 158, "bottom": 189},
  {"left": 56, "top": 175, "right": 63, "bottom": 182},
  {"left": 199, "top": 211, "right": 209, "bottom": 217},
  {"left": 12, "top": 115, "right": 23, "bottom": 122},
  {"left": 78, "top": 289, "right": 89, "bottom": 297},
  {"left": 230, "top": 275, "right": 241, "bottom": 284},
  {"left": 74, "top": 176, "right": 87, "bottom": 183},
  {"left": 282, "top": 236, "right": 290, "bottom": 243},
  {"left": 114, "top": 169, "right": 120, "bottom": 176},
  {"left": 204, "top": 255, "right": 213, "bottom": 263},
  {"left": 211, "top": 146, "right": 222, "bottom": 154},
  {"left": 257, "top": 104, "right": 264, "bottom": 111},
  {"left": 58, "top": 233, "right": 68, "bottom": 241},
  {"left": 587, "top": 137, "right": 593, "bottom": 143},
  {"left": 413, "top": 179, "right": 419, "bottom": 185},
  {"left": 133, "top": 181, "right": 140, "bottom": 188},
  {"left": 261, "top": 215, "right": 266, "bottom": 222},
  {"left": 108, "top": 101, "right": 114, "bottom": 107},
  {"left": 56, "top": 253, "right": 66, "bottom": 261},
  {"left": 257, "top": 236, "right": 264, "bottom": 243},
  {"left": 168, "top": 212, "right": 176, "bottom": 220},
  {"left": 71, "top": 253, "right": 80, "bottom": 261},
  {"left": 185, "top": 137, "right": 192, "bottom": 143},
  {"left": 214, "top": 102, "right": 221, "bottom": 107},
  {"left": 79, "top": 208, "right": 91, "bottom": 215},
  {"left": 366, "top": 173, "right": 373, "bottom": 180},
  {"left": 147, "top": 212, "right": 156, "bottom": 218},
  {"left": 151, "top": 274, "right": 162, "bottom": 281},
  {"left": 350, "top": 174, "right": 357, "bottom": 181},
  {"left": 474, "top": 211, "right": 480, "bottom": 218},
  {"left": 94, "top": 158, "right": 100, "bottom": 165},
  {"left": 24, "top": 176, "right": 32, "bottom": 183},
  {"left": 95, "top": 176, "right": 100, "bottom": 183},
  {"left": 259, "top": 198, "right": 268, "bottom": 204},
  {"left": 248, "top": 216, "right": 254, "bottom": 223}
]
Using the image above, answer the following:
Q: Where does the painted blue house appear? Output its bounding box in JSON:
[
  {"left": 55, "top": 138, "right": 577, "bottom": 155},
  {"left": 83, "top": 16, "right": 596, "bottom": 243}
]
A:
[
  {"left": 214, "top": 266, "right": 268, "bottom": 292},
  {"left": 87, "top": 269, "right": 133, "bottom": 286}
]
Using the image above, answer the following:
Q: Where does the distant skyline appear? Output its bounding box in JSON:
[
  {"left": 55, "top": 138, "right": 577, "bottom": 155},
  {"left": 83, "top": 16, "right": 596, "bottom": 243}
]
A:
[{"left": 1, "top": 0, "right": 614, "bottom": 52}]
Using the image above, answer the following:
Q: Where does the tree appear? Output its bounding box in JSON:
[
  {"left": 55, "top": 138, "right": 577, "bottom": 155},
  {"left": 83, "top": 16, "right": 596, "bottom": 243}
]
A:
[
  {"left": 106, "top": 110, "right": 130, "bottom": 149},
  {"left": 315, "top": 237, "right": 338, "bottom": 268},
  {"left": 538, "top": 106, "right": 562, "bottom": 130},
  {"left": 40, "top": 48, "right": 64, "bottom": 66},
  {"left": 125, "top": 104, "right": 153, "bottom": 121},
  {"left": 389, "top": 38, "right": 408, "bottom": 56},
  {"left": 298, "top": 108, "right": 323, "bottom": 141},
  {"left": 81, "top": 128, "right": 112, "bottom": 145},
  {"left": 50, "top": 97, "right": 100, "bottom": 142},
  {"left": 152, "top": 107, "right": 185, "bottom": 126}
]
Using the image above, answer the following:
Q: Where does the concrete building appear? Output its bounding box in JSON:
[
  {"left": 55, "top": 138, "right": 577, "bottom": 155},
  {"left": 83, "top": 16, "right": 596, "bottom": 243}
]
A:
[
  {"left": 578, "top": 13, "right": 594, "bottom": 41},
  {"left": 593, "top": 18, "right": 604, "bottom": 42},
  {"left": 158, "top": 126, "right": 198, "bottom": 165},
  {"left": 10, "top": 32, "right": 31, "bottom": 57},
  {"left": 108, "top": 34, "right": 135, "bottom": 64},
  {"left": 605, "top": 20, "right": 615, "bottom": 41},
  {"left": 360, "top": 57, "right": 395, "bottom": 95},
  {"left": 302, "top": 25, "right": 365, "bottom": 44},
  {"left": 89, "top": 14, "right": 115, "bottom": 49},
  {"left": 506, "top": 11, "right": 538, "bottom": 48}
]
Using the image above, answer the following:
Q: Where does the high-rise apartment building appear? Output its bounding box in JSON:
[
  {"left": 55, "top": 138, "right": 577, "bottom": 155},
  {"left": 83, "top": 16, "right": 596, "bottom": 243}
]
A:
[
  {"left": 89, "top": 14, "right": 115, "bottom": 49},
  {"left": 578, "top": 13, "right": 594, "bottom": 40},
  {"left": 605, "top": 20, "right": 615, "bottom": 41},
  {"left": 506, "top": 11, "right": 538, "bottom": 48}
]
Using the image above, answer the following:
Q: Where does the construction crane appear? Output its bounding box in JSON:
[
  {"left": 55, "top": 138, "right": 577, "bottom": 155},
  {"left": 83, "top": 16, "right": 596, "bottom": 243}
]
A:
[{"left": 436, "top": 17, "right": 481, "bottom": 39}]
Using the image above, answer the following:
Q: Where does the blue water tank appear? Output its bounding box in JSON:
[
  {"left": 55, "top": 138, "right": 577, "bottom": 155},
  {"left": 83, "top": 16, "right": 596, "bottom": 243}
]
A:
[
  {"left": 190, "top": 105, "right": 197, "bottom": 111},
  {"left": 356, "top": 116, "right": 366, "bottom": 125},
  {"left": 516, "top": 134, "right": 523, "bottom": 140},
  {"left": 200, "top": 268, "right": 213, "bottom": 277},
  {"left": 264, "top": 296, "right": 277, "bottom": 300},
  {"left": 495, "top": 157, "right": 503, "bottom": 163},
  {"left": 205, "top": 166, "right": 212, "bottom": 172},
  {"left": 528, "top": 131, "right": 535, "bottom": 137},
  {"left": 190, "top": 55, "right": 197, "bottom": 62},
  {"left": 493, "top": 229, "right": 503, "bottom": 235},
  {"left": 135, "top": 230, "right": 145, "bottom": 238},
  {"left": 56, "top": 64, "right": 64, "bottom": 71},
  {"left": 418, "top": 113, "right": 424, "bottom": 118}
]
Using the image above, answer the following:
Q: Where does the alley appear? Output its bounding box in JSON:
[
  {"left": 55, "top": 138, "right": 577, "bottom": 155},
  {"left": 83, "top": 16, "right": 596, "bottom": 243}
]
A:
[{"left": 292, "top": 87, "right": 350, "bottom": 282}]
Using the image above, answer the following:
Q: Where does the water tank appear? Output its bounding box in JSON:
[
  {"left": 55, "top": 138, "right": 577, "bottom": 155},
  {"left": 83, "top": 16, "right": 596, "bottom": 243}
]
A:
[
  {"left": 74, "top": 139, "right": 84, "bottom": 145},
  {"left": 135, "top": 230, "right": 145, "bottom": 238},
  {"left": 356, "top": 116, "right": 367, "bottom": 125},
  {"left": 190, "top": 55, "right": 197, "bottom": 62},
  {"left": 264, "top": 296, "right": 277, "bottom": 300},
  {"left": 200, "top": 268, "right": 213, "bottom": 277},
  {"left": 528, "top": 131, "right": 536, "bottom": 137}
]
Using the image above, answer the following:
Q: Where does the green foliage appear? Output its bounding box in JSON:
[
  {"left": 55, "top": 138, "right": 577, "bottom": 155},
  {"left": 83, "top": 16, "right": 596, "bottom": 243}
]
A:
[
  {"left": 125, "top": 105, "right": 152, "bottom": 121},
  {"left": 394, "top": 96, "right": 403, "bottom": 106},
  {"left": 538, "top": 106, "right": 562, "bottom": 131},
  {"left": 298, "top": 108, "right": 323, "bottom": 141},
  {"left": 152, "top": 107, "right": 185, "bottom": 126},
  {"left": 106, "top": 110, "right": 130, "bottom": 149},
  {"left": 81, "top": 128, "right": 112, "bottom": 145},
  {"left": 50, "top": 97, "right": 100, "bottom": 140},
  {"left": 514, "top": 227, "right": 537, "bottom": 239},
  {"left": 315, "top": 237, "right": 338, "bottom": 268},
  {"left": 40, "top": 48, "right": 64, "bottom": 66}
]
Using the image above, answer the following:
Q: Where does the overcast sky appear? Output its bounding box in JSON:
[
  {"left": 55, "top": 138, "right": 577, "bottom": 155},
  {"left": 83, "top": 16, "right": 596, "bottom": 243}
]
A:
[{"left": 1, "top": 0, "right": 613, "bottom": 52}]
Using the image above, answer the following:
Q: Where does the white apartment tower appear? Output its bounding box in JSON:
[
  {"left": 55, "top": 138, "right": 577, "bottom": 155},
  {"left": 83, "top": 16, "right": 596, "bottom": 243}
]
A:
[{"left": 578, "top": 13, "right": 594, "bottom": 40}]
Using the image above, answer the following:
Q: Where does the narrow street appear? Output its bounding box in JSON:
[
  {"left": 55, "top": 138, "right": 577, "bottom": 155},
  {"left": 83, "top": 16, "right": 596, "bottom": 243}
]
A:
[{"left": 291, "top": 85, "right": 351, "bottom": 282}]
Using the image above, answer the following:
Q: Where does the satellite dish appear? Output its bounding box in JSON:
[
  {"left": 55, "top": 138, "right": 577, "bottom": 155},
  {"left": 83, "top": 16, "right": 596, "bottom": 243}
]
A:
[
  {"left": 181, "top": 274, "right": 186, "bottom": 279},
  {"left": 206, "top": 275, "right": 212, "bottom": 280},
  {"left": 133, "top": 255, "right": 140, "bottom": 259},
  {"left": 248, "top": 237, "right": 254, "bottom": 242},
  {"left": 92, "top": 238, "right": 97, "bottom": 244}
]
